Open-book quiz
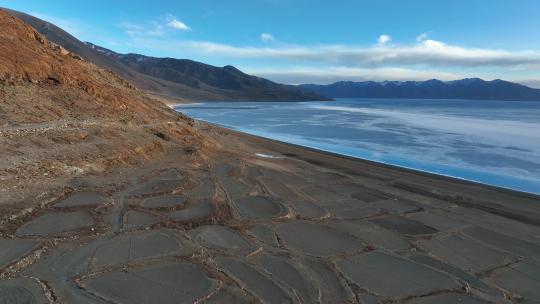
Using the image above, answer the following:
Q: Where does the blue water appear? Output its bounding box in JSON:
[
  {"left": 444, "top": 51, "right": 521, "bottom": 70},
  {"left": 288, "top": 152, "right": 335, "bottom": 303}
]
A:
[{"left": 175, "top": 99, "right": 540, "bottom": 195}]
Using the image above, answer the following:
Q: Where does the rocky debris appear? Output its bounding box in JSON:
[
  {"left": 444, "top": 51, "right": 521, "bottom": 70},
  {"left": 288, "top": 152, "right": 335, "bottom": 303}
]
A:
[
  {"left": 408, "top": 254, "right": 499, "bottom": 296},
  {"left": 276, "top": 220, "right": 364, "bottom": 257},
  {"left": 0, "top": 277, "right": 49, "bottom": 304},
  {"left": 88, "top": 230, "right": 192, "bottom": 271},
  {"left": 53, "top": 191, "right": 111, "bottom": 208},
  {"left": 404, "top": 293, "right": 490, "bottom": 304},
  {"left": 260, "top": 177, "right": 299, "bottom": 199},
  {"left": 216, "top": 257, "right": 293, "bottom": 303},
  {"left": 307, "top": 259, "right": 355, "bottom": 303},
  {"left": 289, "top": 200, "right": 327, "bottom": 219},
  {"left": 233, "top": 196, "right": 287, "bottom": 220},
  {"left": 351, "top": 188, "right": 391, "bottom": 202},
  {"left": 331, "top": 220, "right": 410, "bottom": 251},
  {"left": 407, "top": 209, "right": 467, "bottom": 231},
  {"left": 189, "top": 177, "right": 215, "bottom": 199},
  {"left": 0, "top": 239, "right": 41, "bottom": 270},
  {"left": 217, "top": 174, "right": 252, "bottom": 199},
  {"left": 337, "top": 251, "right": 458, "bottom": 299},
  {"left": 203, "top": 286, "right": 255, "bottom": 304},
  {"left": 192, "top": 225, "right": 256, "bottom": 254},
  {"left": 247, "top": 224, "right": 280, "bottom": 247},
  {"left": 15, "top": 210, "right": 94, "bottom": 237},
  {"left": 128, "top": 179, "right": 183, "bottom": 198},
  {"left": 122, "top": 210, "right": 159, "bottom": 230},
  {"left": 492, "top": 261, "right": 540, "bottom": 302},
  {"left": 168, "top": 201, "right": 215, "bottom": 222},
  {"left": 464, "top": 226, "right": 540, "bottom": 262},
  {"left": 417, "top": 234, "right": 515, "bottom": 273},
  {"left": 80, "top": 262, "right": 217, "bottom": 304},
  {"left": 369, "top": 215, "right": 439, "bottom": 236},
  {"left": 141, "top": 194, "right": 186, "bottom": 208},
  {"left": 256, "top": 255, "right": 318, "bottom": 303}
]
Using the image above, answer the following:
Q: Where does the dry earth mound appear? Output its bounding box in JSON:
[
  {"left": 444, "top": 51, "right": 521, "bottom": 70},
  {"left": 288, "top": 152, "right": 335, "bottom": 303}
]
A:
[{"left": 0, "top": 9, "right": 211, "bottom": 207}]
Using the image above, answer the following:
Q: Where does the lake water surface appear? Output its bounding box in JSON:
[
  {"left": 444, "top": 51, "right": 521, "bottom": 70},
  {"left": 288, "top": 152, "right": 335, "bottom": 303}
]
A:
[{"left": 175, "top": 99, "right": 540, "bottom": 194}]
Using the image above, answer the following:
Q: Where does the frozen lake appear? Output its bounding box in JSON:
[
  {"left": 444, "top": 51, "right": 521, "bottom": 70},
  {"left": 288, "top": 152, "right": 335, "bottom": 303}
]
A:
[{"left": 175, "top": 98, "right": 540, "bottom": 194}]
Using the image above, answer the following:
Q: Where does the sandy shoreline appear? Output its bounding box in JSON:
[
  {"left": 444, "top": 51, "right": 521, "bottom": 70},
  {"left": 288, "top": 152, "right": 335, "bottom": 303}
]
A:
[
  {"left": 219, "top": 123, "right": 540, "bottom": 197},
  {"left": 220, "top": 124, "right": 540, "bottom": 223}
]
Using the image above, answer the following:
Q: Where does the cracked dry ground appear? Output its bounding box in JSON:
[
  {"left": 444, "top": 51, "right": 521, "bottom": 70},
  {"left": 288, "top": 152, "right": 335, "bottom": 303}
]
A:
[{"left": 1, "top": 137, "right": 540, "bottom": 303}]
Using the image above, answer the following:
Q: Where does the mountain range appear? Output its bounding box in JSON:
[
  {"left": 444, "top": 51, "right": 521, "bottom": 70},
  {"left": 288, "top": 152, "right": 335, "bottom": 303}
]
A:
[
  {"left": 5, "top": 8, "right": 540, "bottom": 103},
  {"left": 84, "top": 43, "right": 326, "bottom": 102},
  {"left": 5, "top": 9, "right": 325, "bottom": 103},
  {"left": 298, "top": 79, "right": 540, "bottom": 101}
]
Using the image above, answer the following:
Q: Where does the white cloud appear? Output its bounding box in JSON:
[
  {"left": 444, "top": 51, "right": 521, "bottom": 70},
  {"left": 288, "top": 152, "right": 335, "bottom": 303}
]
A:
[
  {"left": 170, "top": 39, "right": 540, "bottom": 69},
  {"left": 260, "top": 33, "right": 275, "bottom": 43},
  {"left": 515, "top": 79, "right": 540, "bottom": 89},
  {"left": 120, "top": 22, "right": 165, "bottom": 37},
  {"left": 378, "top": 34, "right": 391, "bottom": 45},
  {"left": 120, "top": 34, "right": 540, "bottom": 87},
  {"left": 166, "top": 16, "right": 191, "bottom": 31},
  {"left": 120, "top": 15, "right": 191, "bottom": 38},
  {"left": 416, "top": 31, "right": 430, "bottom": 42}
]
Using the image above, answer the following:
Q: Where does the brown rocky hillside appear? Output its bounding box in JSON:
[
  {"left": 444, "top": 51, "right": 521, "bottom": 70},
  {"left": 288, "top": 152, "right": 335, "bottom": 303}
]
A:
[
  {"left": 0, "top": 9, "right": 212, "bottom": 207},
  {"left": 0, "top": 9, "right": 174, "bottom": 123}
]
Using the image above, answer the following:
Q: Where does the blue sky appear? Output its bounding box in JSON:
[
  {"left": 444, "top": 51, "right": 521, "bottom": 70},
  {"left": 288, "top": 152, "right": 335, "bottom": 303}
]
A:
[{"left": 2, "top": 0, "right": 540, "bottom": 86}]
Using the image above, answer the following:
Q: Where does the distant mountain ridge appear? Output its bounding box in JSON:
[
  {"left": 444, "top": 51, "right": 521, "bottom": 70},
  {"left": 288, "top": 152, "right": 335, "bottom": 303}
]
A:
[
  {"left": 298, "top": 79, "right": 540, "bottom": 101},
  {"left": 85, "top": 43, "right": 325, "bottom": 101},
  {"left": 5, "top": 9, "right": 326, "bottom": 102}
]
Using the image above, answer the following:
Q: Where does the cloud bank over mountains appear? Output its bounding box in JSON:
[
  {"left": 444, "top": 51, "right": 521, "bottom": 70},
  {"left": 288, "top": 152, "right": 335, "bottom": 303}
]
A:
[
  {"left": 32, "top": 10, "right": 540, "bottom": 87},
  {"left": 124, "top": 31, "right": 540, "bottom": 86},
  {"left": 174, "top": 38, "right": 540, "bottom": 69}
]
